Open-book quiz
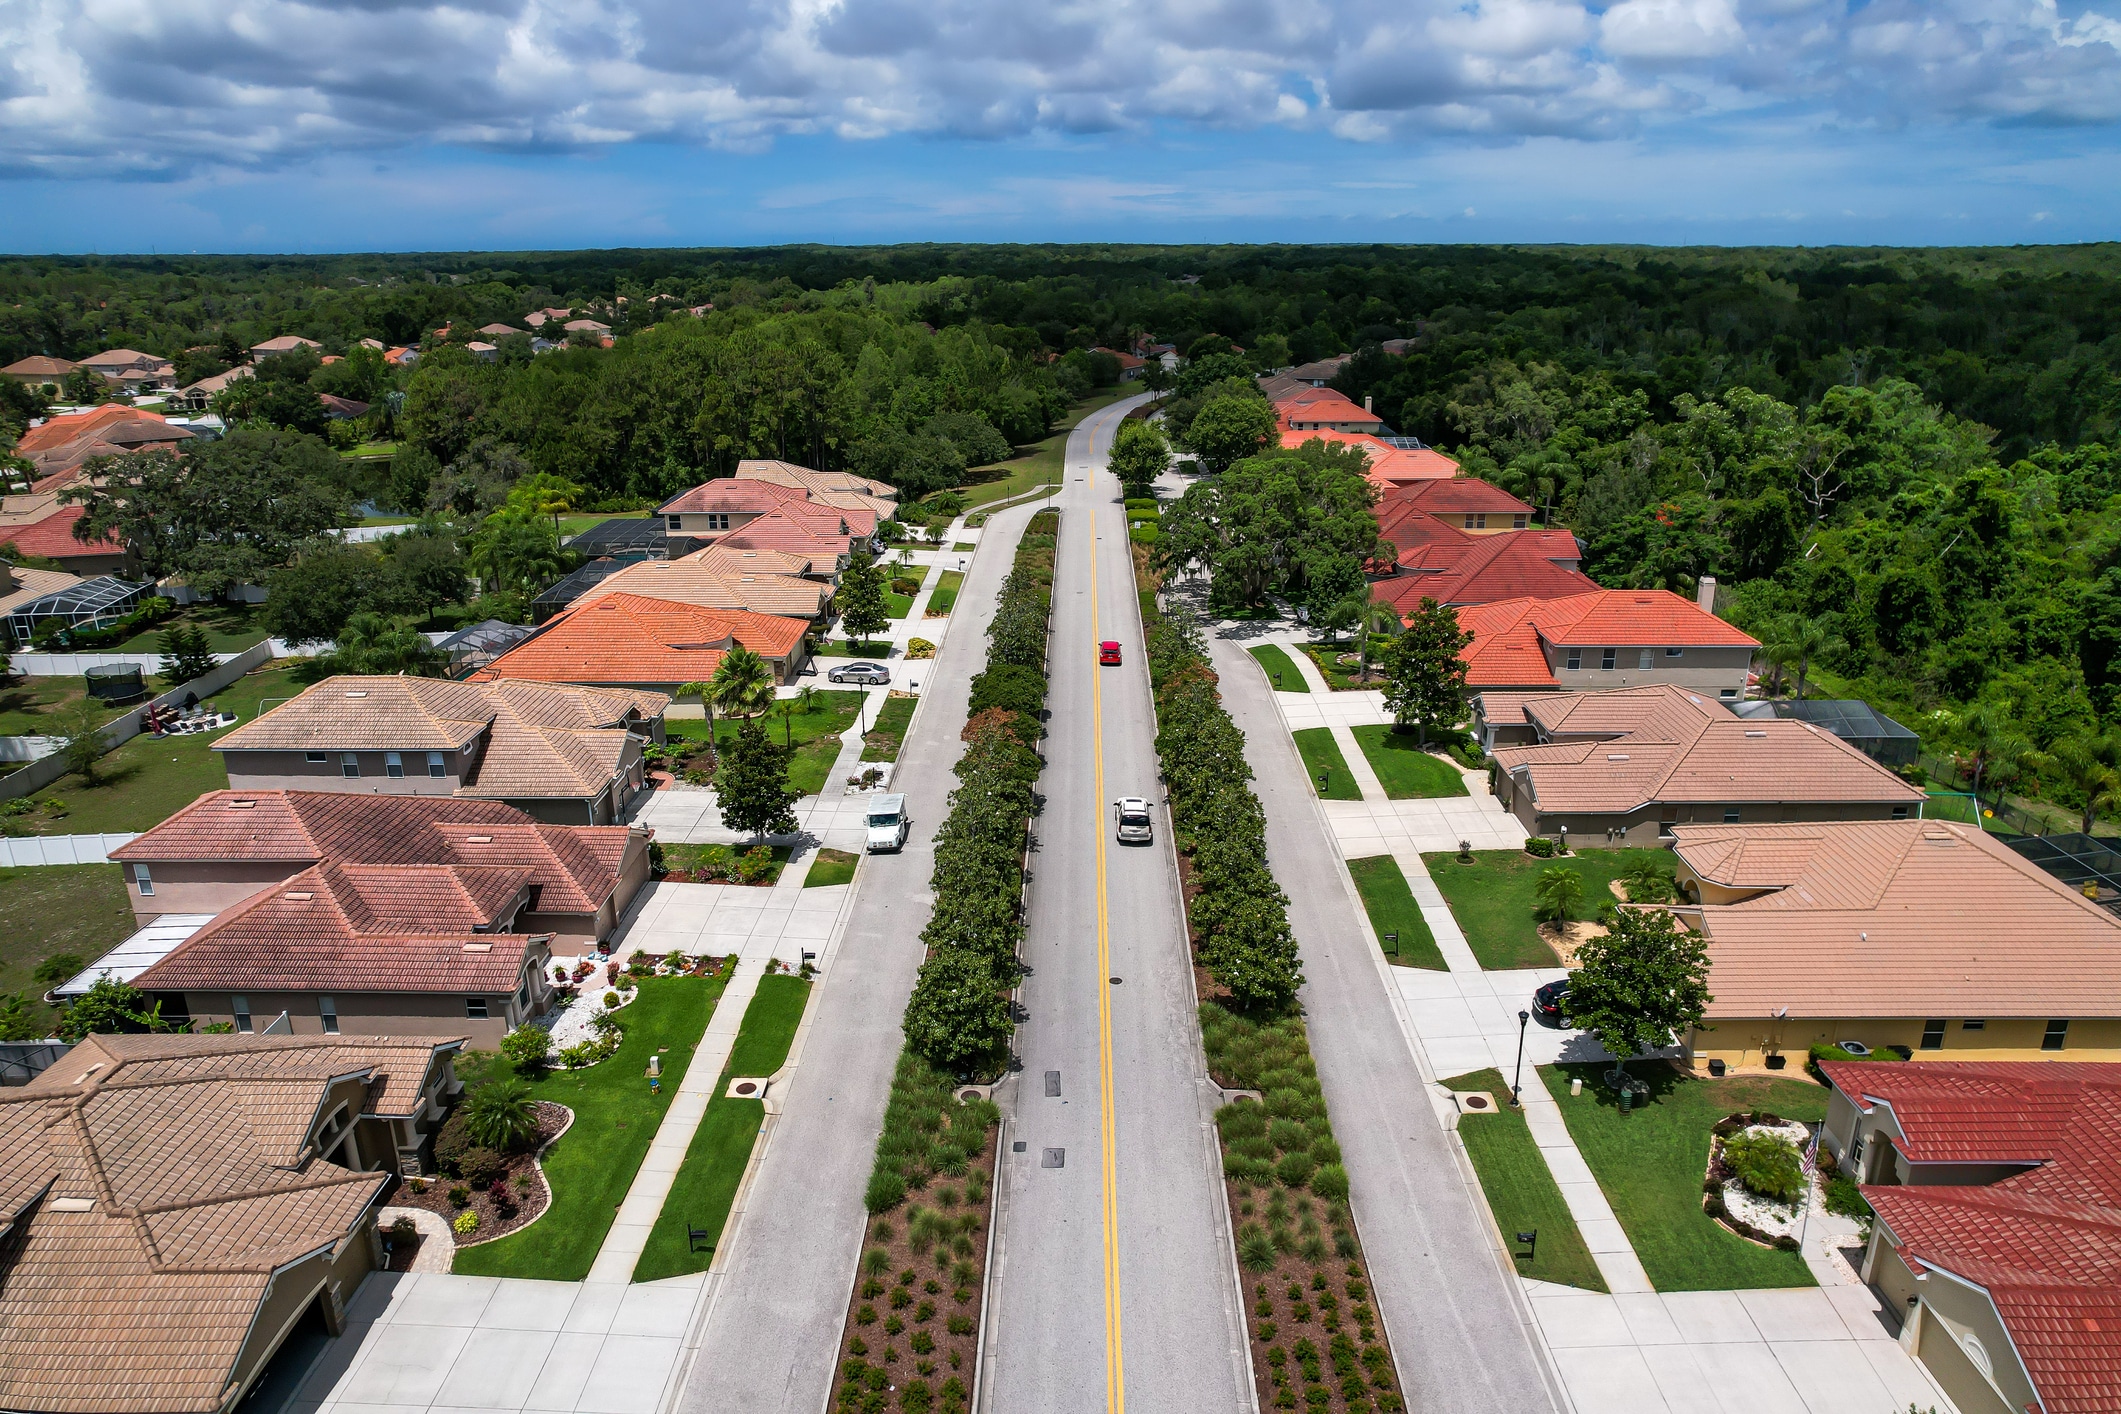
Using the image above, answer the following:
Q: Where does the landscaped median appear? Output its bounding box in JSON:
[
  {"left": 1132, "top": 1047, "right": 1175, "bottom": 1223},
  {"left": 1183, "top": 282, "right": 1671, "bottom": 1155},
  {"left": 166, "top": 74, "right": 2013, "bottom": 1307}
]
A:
[
  {"left": 1439, "top": 1070, "right": 1606, "bottom": 1292},
  {"left": 634, "top": 973, "right": 814, "bottom": 1281},
  {"left": 1539, "top": 1061, "right": 1827, "bottom": 1291},
  {"left": 1343, "top": 856, "right": 1445, "bottom": 970},
  {"left": 826, "top": 508, "right": 1058, "bottom": 1414},
  {"left": 453, "top": 971, "right": 734, "bottom": 1279}
]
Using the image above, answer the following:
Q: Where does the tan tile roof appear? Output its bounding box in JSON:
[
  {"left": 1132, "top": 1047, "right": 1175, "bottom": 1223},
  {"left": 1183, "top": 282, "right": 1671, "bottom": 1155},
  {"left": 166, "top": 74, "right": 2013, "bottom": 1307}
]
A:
[
  {"left": 133, "top": 861, "right": 539, "bottom": 994},
  {"left": 574, "top": 556, "right": 830, "bottom": 618},
  {"left": 1493, "top": 686, "right": 1922, "bottom": 814},
  {"left": 1673, "top": 819, "right": 2121, "bottom": 1018},
  {"left": 0, "top": 564, "right": 84, "bottom": 616},
  {"left": 214, "top": 676, "right": 666, "bottom": 802},
  {"left": 0, "top": 1034, "right": 460, "bottom": 1413},
  {"left": 3, "top": 356, "right": 77, "bottom": 378},
  {"left": 734, "top": 459, "right": 895, "bottom": 500},
  {"left": 685, "top": 544, "right": 827, "bottom": 578},
  {"left": 659, "top": 478, "right": 805, "bottom": 516},
  {"left": 717, "top": 505, "right": 854, "bottom": 560}
]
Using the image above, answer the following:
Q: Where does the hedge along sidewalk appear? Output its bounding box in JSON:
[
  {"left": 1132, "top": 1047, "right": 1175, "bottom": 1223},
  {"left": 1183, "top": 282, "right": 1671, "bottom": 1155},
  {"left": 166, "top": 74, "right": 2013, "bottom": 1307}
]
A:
[
  {"left": 1439, "top": 1070, "right": 1607, "bottom": 1293},
  {"left": 454, "top": 971, "right": 733, "bottom": 1281},
  {"left": 1343, "top": 856, "right": 1447, "bottom": 971},
  {"left": 581, "top": 959, "right": 766, "bottom": 1283},
  {"left": 634, "top": 973, "right": 815, "bottom": 1282},
  {"left": 1293, "top": 727, "right": 1364, "bottom": 800}
]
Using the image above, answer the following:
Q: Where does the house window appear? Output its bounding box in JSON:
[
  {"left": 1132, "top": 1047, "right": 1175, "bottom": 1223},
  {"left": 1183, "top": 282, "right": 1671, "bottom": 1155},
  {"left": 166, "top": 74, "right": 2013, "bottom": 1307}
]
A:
[
  {"left": 133, "top": 864, "right": 154, "bottom": 897},
  {"left": 1467, "top": 514, "right": 1486, "bottom": 529},
  {"left": 428, "top": 751, "right": 446, "bottom": 778},
  {"left": 306, "top": 751, "right": 328, "bottom": 763},
  {"left": 706, "top": 513, "right": 731, "bottom": 531},
  {"left": 1723, "top": 807, "right": 1741, "bottom": 823},
  {"left": 2043, "top": 1019, "right": 2068, "bottom": 1051},
  {"left": 1891, "top": 805, "right": 1910, "bottom": 820},
  {"left": 1639, "top": 650, "right": 1655, "bottom": 670},
  {"left": 340, "top": 752, "right": 360, "bottom": 779},
  {"left": 466, "top": 997, "right": 489, "bottom": 1019},
  {"left": 666, "top": 516, "right": 682, "bottom": 530},
  {"left": 232, "top": 995, "right": 253, "bottom": 1034},
  {"left": 385, "top": 751, "right": 404, "bottom": 779},
  {"left": 1920, "top": 1019, "right": 1946, "bottom": 1049},
  {"left": 1962, "top": 1019, "right": 1985, "bottom": 1031},
  {"left": 1566, "top": 650, "right": 1581, "bottom": 671},
  {"left": 1512, "top": 514, "right": 1528, "bottom": 529},
  {"left": 1719, "top": 688, "right": 1739, "bottom": 699},
  {"left": 1601, "top": 649, "right": 1617, "bottom": 670},
  {"left": 1665, "top": 647, "right": 1683, "bottom": 658},
  {"left": 319, "top": 996, "right": 339, "bottom": 1035}
]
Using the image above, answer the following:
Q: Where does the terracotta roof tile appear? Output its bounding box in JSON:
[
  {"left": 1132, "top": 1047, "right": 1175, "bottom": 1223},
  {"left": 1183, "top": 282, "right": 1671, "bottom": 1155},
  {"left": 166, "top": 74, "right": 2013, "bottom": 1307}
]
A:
[
  {"left": 0, "top": 504, "right": 126, "bottom": 560},
  {"left": 476, "top": 592, "right": 807, "bottom": 687},
  {"left": 575, "top": 557, "right": 830, "bottom": 618},
  {"left": 658, "top": 478, "right": 806, "bottom": 515}
]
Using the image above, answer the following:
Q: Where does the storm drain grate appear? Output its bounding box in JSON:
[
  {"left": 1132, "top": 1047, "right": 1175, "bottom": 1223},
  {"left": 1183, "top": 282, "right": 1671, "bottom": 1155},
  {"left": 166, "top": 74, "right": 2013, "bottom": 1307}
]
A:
[
  {"left": 1012, "top": 1141, "right": 1026, "bottom": 1153},
  {"left": 1042, "top": 1148, "right": 1066, "bottom": 1169},
  {"left": 1044, "top": 1070, "right": 1061, "bottom": 1097}
]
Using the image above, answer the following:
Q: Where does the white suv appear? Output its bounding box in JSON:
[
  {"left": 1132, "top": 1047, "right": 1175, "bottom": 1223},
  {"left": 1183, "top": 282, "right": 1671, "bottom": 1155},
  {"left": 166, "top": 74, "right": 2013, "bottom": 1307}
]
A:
[{"left": 1114, "top": 797, "right": 1153, "bottom": 845}]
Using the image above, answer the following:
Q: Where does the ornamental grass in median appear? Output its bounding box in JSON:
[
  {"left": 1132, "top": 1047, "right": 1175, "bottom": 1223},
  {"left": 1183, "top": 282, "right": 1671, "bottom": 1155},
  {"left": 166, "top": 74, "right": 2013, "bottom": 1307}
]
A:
[{"left": 1203, "top": 1004, "right": 1404, "bottom": 1414}]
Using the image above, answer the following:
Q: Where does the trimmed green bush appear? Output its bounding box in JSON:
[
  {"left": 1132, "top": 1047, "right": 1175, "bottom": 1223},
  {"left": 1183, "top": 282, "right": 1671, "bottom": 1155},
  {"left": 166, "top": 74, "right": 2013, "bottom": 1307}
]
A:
[{"left": 1723, "top": 1131, "right": 1804, "bottom": 1202}]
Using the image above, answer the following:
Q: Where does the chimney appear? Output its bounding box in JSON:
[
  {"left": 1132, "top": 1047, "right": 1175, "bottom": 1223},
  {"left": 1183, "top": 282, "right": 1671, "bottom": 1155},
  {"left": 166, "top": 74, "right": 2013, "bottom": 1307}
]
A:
[
  {"left": 1696, "top": 575, "right": 1717, "bottom": 613},
  {"left": 1364, "top": 395, "right": 1373, "bottom": 414}
]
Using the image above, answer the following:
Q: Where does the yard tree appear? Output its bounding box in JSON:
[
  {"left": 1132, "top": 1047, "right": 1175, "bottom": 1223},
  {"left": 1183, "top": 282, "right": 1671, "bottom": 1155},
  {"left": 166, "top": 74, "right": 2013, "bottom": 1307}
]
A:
[
  {"left": 1108, "top": 418, "right": 1170, "bottom": 500},
  {"left": 837, "top": 551, "right": 891, "bottom": 646},
  {"left": 387, "top": 530, "right": 470, "bottom": 617},
  {"left": 710, "top": 645, "right": 776, "bottom": 719},
  {"left": 2033, "top": 730, "right": 2121, "bottom": 833},
  {"left": 157, "top": 624, "right": 217, "bottom": 686},
  {"left": 902, "top": 947, "right": 1014, "bottom": 1075},
  {"left": 0, "top": 992, "right": 47, "bottom": 1042},
  {"left": 1183, "top": 394, "right": 1280, "bottom": 475},
  {"left": 263, "top": 542, "right": 420, "bottom": 645},
  {"left": 57, "top": 977, "right": 173, "bottom": 1043},
  {"left": 1566, "top": 907, "right": 1713, "bottom": 1085},
  {"left": 1533, "top": 866, "right": 1586, "bottom": 923},
  {"left": 53, "top": 699, "right": 107, "bottom": 785},
  {"left": 505, "top": 471, "right": 585, "bottom": 534},
  {"left": 330, "top": 613, "right": 444, "bottom": 676},
  {"left": 715, "top": 718, "right": 799, "bottom": 839},
  {"left": 1381, "top": 597, "right": 1473, "bottom": 743},
  {"left": 467, "top": 510, "right": 565, "bottom": 594},
  {"left": 678, "top": 680, "right": 717, "bottom": 765}
]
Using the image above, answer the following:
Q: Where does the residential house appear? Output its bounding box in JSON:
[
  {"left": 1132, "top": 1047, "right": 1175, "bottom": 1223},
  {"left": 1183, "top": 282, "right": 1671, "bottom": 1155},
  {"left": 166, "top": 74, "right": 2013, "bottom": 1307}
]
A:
[
  {"left": 1089, "top": 346, "right": 1147, "bottom": 380},
  {"left": 464, "top": 341, "right": 498, "bottom": 363},
  {"left": 659, "top": 476, "right": 808, "bottom": 548},
  {"left": 1816, "top": 1059, "right": 2121, "bottom": 1414},
  {"left": 1, "top": 355, "right": 76, "bottom": 387},
  {"left": 250, "top": 335, "right": 323, "bottom": 360},
  {"left": 473, "top": 591, "right": 812, "bottom": 690},
  {"left": 1285, "top": 354, "right": 1352, "bottom": 386},
  {"left": 14, "top": 404, "right": 194, "bottom": 485},
  {"left": 522, "top": 307, "right": 574, "bottom": 328},
  {"left": 0, "top": 559, "right": 85, "bottom": 628},
  {"left": 131, "top": 858, "right": 559, "bottom": 1044},
  {"left": 358, "top": 338, "right": 386, "bottom": 352},
  {"left": 1671, "top": 820, "right": 2121, "bottom": 1067},
  {"left": 718, "top": 501, "right": 872, "bottom": 568},
  {"left": 384, "top": 346, "right": 419, "bottom": 367},
  {"left": 0, "top": 503, "right": 131, "bottom": 577},
  {"left": 1277, "top": 427, "right": 1460, "bottom": 486},
  {"left": 318, "top": 394, "right": 371, "bottom": 420},
  {"left": 570, "top": 550, "right": 832, "bottom": 625},
  {"left": 477, "top": 322, "right": 521, "bottom": 338},
  {"left": 1274, "top": 387, "right": 1386, "bottom": 435},
  {"left": 1452, "top": 589, "right": 1760, "bottom": 695},
  {"left": 174, "top": 364, "right": 253, "bottom": 411},
  {"left": 1370, "top": 486, "right": 1594, "bottom": 611},
  {"left": 108, "top": 788, "right": 651, "bottom": 950},
  {"left": 732, "top": 459, "right": 897, "bottom": 508},
  {"left": 561, "top": 319, "right": 611, "bottom": 341},
  {"left": 688, "top": 542, "right": 837, "bottom": 582},
  {"left": 0, "top": 1032, "right": 465, "bottom": 1414},
  {"left": 1384, "top": 477, "right": 1539, "bottom": 533},
  {"left": 214, "top": 676, "right": 668, "bottom": 825},
  {"left": 76, "top": 348, "right": 175, "bottom": 390},
  {"left": 1488, "top": 683, "right": 1924, "bottom": 845}
]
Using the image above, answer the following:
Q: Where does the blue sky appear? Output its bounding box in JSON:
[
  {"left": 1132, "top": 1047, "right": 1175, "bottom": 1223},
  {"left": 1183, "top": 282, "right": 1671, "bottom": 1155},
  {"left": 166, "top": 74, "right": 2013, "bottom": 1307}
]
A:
[{"left": 4, "top": 0, "right": 2120, "bottom": 253}]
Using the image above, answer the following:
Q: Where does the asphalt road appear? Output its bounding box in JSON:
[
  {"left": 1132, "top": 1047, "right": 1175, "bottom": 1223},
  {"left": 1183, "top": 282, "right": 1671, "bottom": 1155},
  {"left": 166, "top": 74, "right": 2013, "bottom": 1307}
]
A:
[
  {"left": 980, "top": 396, "right": 1254, "bottom": 1414},
  {"left": 672, "top": 485, "right": 1056, "bottom": 1414},
  {"left": 1201, "top": 621, "right": 1569, "bottom": 1414}
]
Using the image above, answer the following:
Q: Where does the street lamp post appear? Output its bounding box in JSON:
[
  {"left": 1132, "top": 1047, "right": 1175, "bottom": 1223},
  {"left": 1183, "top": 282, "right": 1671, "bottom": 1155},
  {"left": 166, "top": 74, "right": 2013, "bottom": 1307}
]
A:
[{"left": 1511, "top": 1009, "right": 1530, "bottom": 1109}]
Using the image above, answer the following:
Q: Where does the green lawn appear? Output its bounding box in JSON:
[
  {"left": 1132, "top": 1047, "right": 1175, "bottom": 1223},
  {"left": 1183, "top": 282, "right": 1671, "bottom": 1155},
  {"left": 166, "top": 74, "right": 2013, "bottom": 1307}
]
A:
[
  {"left": 345, "top": 441, "right": 401, "bottom": 459},
  {"left": 1344, "top": 855, "right": 1447, "bottom": 970},
  {"left": 924, "top": 570, "right": 963, "bottom": 617},
  {"left": 1246, "top": 644, "right": 1308, "bottom": 693},
  {"left": 805, "top": 847, "right": 859, "bottom": 887},
  {"left": 859, "top": 695, "right": 916, "bottom": 763},
  {"left": 885, "top": 566, "right": 931, "bottom": 619},
  {"left": 957, "top": 391, "right": 1126, "bottom": 509},
  {"left": 665, "top": 692, "right": 860, "bottom": 795},
  {"left": 557, "top": 510, "right": 650, "bottom": 537},
  {"left": 454, "top": 973, "right": 732, "bottom": 1280},
  {"left": 950, "top": 542, "right": 977, "bottom": 551},
  {"left": 634, "top": 975, "right": 813, "bottom": 1281},
  {"left": 0, "top": 864, "right": 137, "bottom": 1032},
  {"left": 17, "top": 666, "right": 307, "bottom": 835},
  {"left": 114, "top": 602, "right": 272, "bottom": 653},
  {"left": 1420, "top": 847, "right": 1672, "bottom": 970},
  {"left": 660, "top": 843, "right": 794, "bottom": 884},
  {"left": 0, "top": 677, "right": 128, "bottom": 737},
  {"left": 1350, "top": 725, "right": 1469, "bottom": 799},
  {"left": 1443, "top": 1069, "right": 1608, "bottom": 1292},
  {"left": 1292, "top": 728, "right": 1362, "bottom": 800},
  {"left": 814, "top": 639, "right": 895, "bottom": 658},
  {"left": 1541, "top": 1063, "right": 1826, "bottom": 1291}
]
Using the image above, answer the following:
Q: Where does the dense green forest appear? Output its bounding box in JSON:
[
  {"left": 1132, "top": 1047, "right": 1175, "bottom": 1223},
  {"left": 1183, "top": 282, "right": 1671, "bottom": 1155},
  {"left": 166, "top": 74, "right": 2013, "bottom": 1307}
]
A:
[{"left": 10, "top": 242, "right": 2121, "bottom": 812}]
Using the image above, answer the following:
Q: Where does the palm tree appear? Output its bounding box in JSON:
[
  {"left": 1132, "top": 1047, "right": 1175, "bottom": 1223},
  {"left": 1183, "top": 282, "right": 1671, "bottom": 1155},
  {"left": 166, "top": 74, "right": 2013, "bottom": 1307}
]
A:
[
  {"left": 2034, "top": 731, "right": 2121, "bottom": 834},
  {"left": 1766, "top": 615, "right": 1844, "bottom": 701},
  {"left": 711, "top": 646, "right": 776, "bottom": 720},
  {"left": 774, "top": 694, "right": 802, "bottom": 748},
  {"left": 1533, "top": 866, "right": 1585, "bottom": 924},
  {"left": 464, "top": 1075, "right": 538, "bottom": 1151},
  {"left": 1357, "top": 599, "right": 1400, "bottom": 683},
  {"left": 1954, "top": 703, "right": 2033, "bottom": 825}
]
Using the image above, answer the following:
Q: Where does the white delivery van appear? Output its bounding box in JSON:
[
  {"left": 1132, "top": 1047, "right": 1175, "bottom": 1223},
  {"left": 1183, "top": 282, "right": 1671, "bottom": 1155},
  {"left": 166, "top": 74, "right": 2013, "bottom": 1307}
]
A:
[
  {"left": 1114, "top": 797, "right": 1153, "bottom": 845},
  {"left": 866, "top": 793, "right": 911, "bottom": 853}
]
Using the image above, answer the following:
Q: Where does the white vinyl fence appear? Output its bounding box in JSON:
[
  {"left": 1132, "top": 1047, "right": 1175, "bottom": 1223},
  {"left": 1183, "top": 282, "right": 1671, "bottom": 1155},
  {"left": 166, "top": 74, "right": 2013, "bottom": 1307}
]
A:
[{"left": 0, "top": 833, "right": 140, "bottom": 867}]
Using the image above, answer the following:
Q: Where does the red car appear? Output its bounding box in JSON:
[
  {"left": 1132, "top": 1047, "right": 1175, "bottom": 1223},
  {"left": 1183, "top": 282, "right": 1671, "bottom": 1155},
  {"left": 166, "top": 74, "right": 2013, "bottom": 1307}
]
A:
[{"left": 1098, "top": 640, "right": 1122, "bottom": 665}]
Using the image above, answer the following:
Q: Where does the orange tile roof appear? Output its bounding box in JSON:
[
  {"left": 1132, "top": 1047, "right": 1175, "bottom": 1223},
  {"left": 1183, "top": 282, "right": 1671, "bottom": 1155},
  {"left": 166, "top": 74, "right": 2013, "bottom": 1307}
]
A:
[
  {"left": 1388, "top": 477, "right": 1535, "bottom": 516},
  {"left": 1276, "top": 389, "right": 1383, "bottom": 430},
  {"left": 1452, "top": 591, "right": 1759, "bottom": 687},
  {"left": 475, "top": 591, "right": 807, "bottom": 687},
  {"left": 15, "top": 405, "right": 160, "bottom": 457},
  {"left": 1, "top": 1034, "right": 461, "bottom": 1413},
  {"left": 0, "top": 504, "right": 125, "bottom": 561},
  {"left": 1372, "top": 530, "right": 1596, "bottom": 609},
  {"left": 717, "top": 505, "right": 854, "bottom": 559}
]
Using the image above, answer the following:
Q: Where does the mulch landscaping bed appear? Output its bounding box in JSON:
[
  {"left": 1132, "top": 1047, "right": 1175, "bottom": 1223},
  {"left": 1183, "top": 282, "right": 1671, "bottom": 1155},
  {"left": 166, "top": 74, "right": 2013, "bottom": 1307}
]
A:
[
  {"left": 826, "top": 1126, "right": 998, "bottom": 1414},
  {"left": 389, "top": 1101, "right": 569, "bottom": 1245}
]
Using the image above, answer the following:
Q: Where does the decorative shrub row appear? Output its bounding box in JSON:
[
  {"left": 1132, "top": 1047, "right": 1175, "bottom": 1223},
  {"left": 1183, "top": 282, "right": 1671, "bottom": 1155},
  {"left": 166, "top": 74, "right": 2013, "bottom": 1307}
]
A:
[{"left": 1144, "top": 600, "right": 1304, "bottom": 1014}]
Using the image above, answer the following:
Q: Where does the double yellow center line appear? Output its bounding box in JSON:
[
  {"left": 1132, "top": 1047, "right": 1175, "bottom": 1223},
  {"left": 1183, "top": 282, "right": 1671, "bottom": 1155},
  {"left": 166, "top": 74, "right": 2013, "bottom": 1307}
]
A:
[{"left": 1085, "top": 420, "right": 1125, "bottom": 1414}]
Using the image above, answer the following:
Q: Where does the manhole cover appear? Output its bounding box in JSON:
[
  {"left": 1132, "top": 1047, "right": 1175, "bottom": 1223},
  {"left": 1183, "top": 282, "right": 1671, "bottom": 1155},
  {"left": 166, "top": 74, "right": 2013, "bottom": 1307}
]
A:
[
  {"left": 1457, "top": 1091, "right": 1499, "bottom": 1114},
  {"left": 1044, "top": 1070, "right": 1061, "bottom": 1097},
  {"left": 734, "top": 1082, "right": 757, "bottom": 1095},
  {"left": 1042, "top": 1148, "right": 1066, "bottom": 1169}
]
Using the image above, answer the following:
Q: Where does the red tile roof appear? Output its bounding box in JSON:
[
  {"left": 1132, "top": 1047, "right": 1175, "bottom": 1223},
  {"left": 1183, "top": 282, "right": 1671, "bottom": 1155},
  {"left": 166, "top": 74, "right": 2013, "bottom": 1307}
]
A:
[
  {"left": 1372, "top": 529, "right": 1597, "bottom": 609},
  {"left": 1451, "top": 591, "right": 1759, "bottom": 687},
  {"left": 1825, "top": 1061, "right": 2121, "bottom": 1414},
  {"left": 0, "top": 504, "right": 125, "bottom": 561},
  {"left": 1388, "top": 478, "right": 1536, "bottom": 517},
  {"left": 1274, "top": 389, "right": 1383, "bottom": 429},
  {"left": 717, "top": 505, "right": 854, "bottom": 560},
  {"left": 474, "top": 592, "right": 807, "bottom": 687},
  {"left": 15, "top": 406, "right": 152, "bottom": 456},
  {"left": 134, "top": 861, "right": 539, "bottom": 994},
  {"left": 111, "top": 790, "right": 637, "bottom": 915},
  {"left": 658, "top": 478, "right": 807, "bottom": 516}
]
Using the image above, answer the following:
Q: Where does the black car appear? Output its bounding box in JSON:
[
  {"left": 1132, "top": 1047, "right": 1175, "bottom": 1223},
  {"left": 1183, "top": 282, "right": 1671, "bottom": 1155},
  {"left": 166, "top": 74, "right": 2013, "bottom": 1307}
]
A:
[{"left": 1532, "top": 978, "right": 1570, "bottom": 1025}]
